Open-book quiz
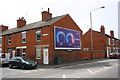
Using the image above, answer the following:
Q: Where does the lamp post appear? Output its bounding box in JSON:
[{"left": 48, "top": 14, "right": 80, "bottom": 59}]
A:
[{"left": 90, "top": 6, "right": 105, "bottom": 60}]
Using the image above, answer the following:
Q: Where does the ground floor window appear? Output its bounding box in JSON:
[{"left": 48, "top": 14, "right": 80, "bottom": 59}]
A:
[
  {"left": 36, "top": 47, "right": 41, "bottom": 59},
  {"left": 8, "top": 49, "right": 11, "bottom": 53},
  {"left": 0, "top": 48, "right": 2, "bottom": 53},
  {"left": 22, "top": 48, "right": 26, "bottom": 57}
]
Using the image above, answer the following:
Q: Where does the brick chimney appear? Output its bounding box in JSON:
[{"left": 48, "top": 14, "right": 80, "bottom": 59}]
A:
[
  {"left": 0, "top": 25, "right": 8, "bottom": 32},
  {"left": 100, "top": 25, "right": 105, "bottom": 34},
  {"left": 110, "top": 30, "right": 114, "bottom": 37},
  {"left": 42, "top": 8, "right": 52, "bottom": 21},
  {"left": 17, "top": 17, "right": 26, "bottom": 28}
]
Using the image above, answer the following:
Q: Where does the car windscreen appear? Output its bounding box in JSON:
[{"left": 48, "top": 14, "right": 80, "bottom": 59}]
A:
[
  {"left": 22, "top": 57, "right": 31, "bottom": 61},
  {"left": 1, "top": 54, "right": 5, "bottom": 58},
  {"left": 110, "top": 53, "right": 116, "bottom": 55}
]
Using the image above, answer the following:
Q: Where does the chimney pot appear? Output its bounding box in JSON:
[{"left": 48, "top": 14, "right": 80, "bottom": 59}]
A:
[
  {"left": 100, "top": 25, "right": 105, "bottom": 34},
  {"left": 48, "top": 8, "right": 50, "bottom": 13},
  {"left": 17, "top": 17, "right": 26, "bottom": 28},
  {"left": 41, "top": 8, "right": 52, "bottom": 21},
  {"left": 110, "top": 30, "right": 114, "bottom": 37},
  {"left": 0, "top": 25, "right": 8, "bottom": 32}
]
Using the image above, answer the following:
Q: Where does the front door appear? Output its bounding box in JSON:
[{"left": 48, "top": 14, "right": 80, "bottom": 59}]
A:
[
  {"left": 12, "top": 50, "right": 15, "bottom": 58},
  {"left": 17, "top": 49, "right": 20, "bottom": 56},
  {"left": 107, "top": 47, "right": 109, "bottom": 58},
  {"left": 43, "top": 47, "right": 49, "bottom": 64}
]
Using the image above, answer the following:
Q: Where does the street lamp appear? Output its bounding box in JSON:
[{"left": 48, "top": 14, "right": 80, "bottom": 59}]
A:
[{"left": 90, "top": 6, "right": 105, "bottom": 60}]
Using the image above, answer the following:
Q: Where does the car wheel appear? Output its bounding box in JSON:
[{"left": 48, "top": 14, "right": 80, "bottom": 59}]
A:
[
  {"left": 9, "top": 64, "right": 13, "bottom": 69},
  {"left": 21, "top": 65, "right": 25, "bottom": 69}
]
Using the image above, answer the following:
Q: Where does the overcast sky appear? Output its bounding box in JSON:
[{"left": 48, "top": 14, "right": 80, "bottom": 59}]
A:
[{"left": 0, "top": 0, "right": 119, "bottom": 38}]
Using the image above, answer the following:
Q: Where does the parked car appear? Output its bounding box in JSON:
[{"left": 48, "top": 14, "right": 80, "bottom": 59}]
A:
[
  {"left": 9, "top": 57, "right": 37, "bottom": 69},
  {"left": 0, "top": 53, "right": 10, "bottom": 65},
  {"left": 109, "top": 52, "right": 120, "bottom": 59}
]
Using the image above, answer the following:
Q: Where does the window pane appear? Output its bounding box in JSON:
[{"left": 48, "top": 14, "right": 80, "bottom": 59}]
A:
[
  {"left": 22, "top": 38, "right": 26, "bottom": 43},
  {"left": 112, "top": 39, "right": 114, "bottom": 46},
  {"left": 36, "top": 30, "right": 41, "bottom": 41},
  {"left": 8, "top": 35, "right": 11, "bottom": 45},
  {"left": 22, "top": 32, "right": 26, "bottom": 43},
  {"left": 23, "top": 49, "right": 26, "bottom": 53},
  {"left": 37, "top": 34, "right": 40, "bottom": 40},
  {"left": 108, "top": 38, "right": 110, "bottom": 45},
  {"left": 0, "top": 38, "right": 2, "bottom": 46},
  {"left": 8, "top": 49, "right": 11, "bottom": 53},
  {"left": 36, "top": 47, "right": 41, "bottom": 59}
]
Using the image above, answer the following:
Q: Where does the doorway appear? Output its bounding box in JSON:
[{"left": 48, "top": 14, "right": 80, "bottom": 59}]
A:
[
  {"left": 12, "top": 50, "right": 15, "bottom": 58},
  {"left": 43, "top": 47, "right": 49, "bottom": 64},
  {"left": 17, "top": 49, "right": 20, "bottom": 56}
]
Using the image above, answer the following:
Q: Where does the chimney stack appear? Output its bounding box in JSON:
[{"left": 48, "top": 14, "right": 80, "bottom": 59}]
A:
[
  {"left": 110, "top": 30, "right": 114, "bottom": 37},
  {"left": 42, "top": 8, "right": 52, "bottom": 21},
  {"left": 100, "top": 25, "right": 105, "bottom": 34},
  {"left": 17, "top": 17, "right": 26, "bottom": 28},
  {"left": 0, "top": 24, "right": 8, "bottom": 32}
]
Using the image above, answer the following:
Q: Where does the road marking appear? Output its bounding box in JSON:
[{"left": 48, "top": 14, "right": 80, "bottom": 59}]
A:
[
  {"left": 87, "top": 66, "right": 112, "bottom": 74},
  {"left": 59, "top": 59, "right": 110, "bottom": 69},
  {"left": 62, "top": 74, "right": 66, "bottom": 78},
  {"left": 87, "top": 69, "right": 94, "bottom": 74},
  {"left": 103, "top": 66, "right": 112, "bottom": 69},
  {"left": 104, "top": 66, "right": 109, "bottom": 69}
]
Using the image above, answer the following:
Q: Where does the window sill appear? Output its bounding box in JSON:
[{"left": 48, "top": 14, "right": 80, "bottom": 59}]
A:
[
  {"left": 22, "top": 42, "right": 26, "bottom": 44},
  {"left": 8, "top": 44, "right": 11, "bottom": 45},
  {"left": 36, "top": 58, "right": 42, "bottom": 60},
  {"left": 36, "top": 40, "right": 41, "bottom": 42}
]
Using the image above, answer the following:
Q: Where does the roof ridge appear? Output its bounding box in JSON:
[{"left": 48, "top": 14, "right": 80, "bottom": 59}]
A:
[
  {"left": 93, "top": 30, "right": 118, "bottom": 39},
  {"left": 2, "top": 14, "right": 68, "bottom": 35}
]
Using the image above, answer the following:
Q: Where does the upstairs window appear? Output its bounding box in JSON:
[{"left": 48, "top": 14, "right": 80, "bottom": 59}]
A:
[
  {"left": 36, "top": 30, "right": 41, "bottom": 42},
  {"left": 8, "top": 35, "right": 11, "bottom": 45},
  {"left": 0, "top": 37, "right": 2, "bottom": 46},
  {"left": 108, "top": 38, "right": 110, "bottom": 45},
  {"left": 22, "top": 31, "right": 26, "bottom": 43},
  {"left": 112, "top": 39, "right": 115, "bottom": 46}
]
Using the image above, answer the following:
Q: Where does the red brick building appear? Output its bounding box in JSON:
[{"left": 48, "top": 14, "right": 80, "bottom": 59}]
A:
[
  {"left": 0, "top": 25, "right": 8, "bottom": 52},
  {"left": 2, "top": 9, "right": 83, "bottom": 64},
  {"left": 82, "top": 25, "right": 120, "bottom": 59}
]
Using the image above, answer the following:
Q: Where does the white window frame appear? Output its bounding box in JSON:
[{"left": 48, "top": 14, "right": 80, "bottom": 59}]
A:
[
  {"left": 8, "top": 35, "right": 11, "bottom": 45},
  {"left": 112, "top": 39, "right": 115, "bottom": 46},
  {"left": 22, "top": 48, "right": 26, "bottom": 57},
  {"left": 0, "top": 48, "right": 2, "bottom": 53},
  {"left": 36, "top": 30, "right": 41, "bottom": 42},
  {"left": 36, "top": 47, "right": 41, "bottom": 59},
  {"left": 0, "top": 37, "right": 2, "bottom": 46},
  {"left": 108, "top": 38, "right": 110, "bottom": 45},
  {"left": 22, "top": 31, "right": 26, "bottom": 43},
  {"left": 8, "top": 49, "right": 11, "bottom": 53}
]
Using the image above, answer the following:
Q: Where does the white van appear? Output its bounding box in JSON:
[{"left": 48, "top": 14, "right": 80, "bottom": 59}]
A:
[{"left": 0, "top": 53, "right": 10, "bottom": 65}]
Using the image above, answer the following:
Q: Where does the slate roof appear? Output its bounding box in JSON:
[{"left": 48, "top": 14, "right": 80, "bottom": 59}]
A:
[
  {"left": 93, "top": 30, "right": 119, "bottom": 40},
  {"left": 2, "top": 14, "right": 68, "bottom": 36}
]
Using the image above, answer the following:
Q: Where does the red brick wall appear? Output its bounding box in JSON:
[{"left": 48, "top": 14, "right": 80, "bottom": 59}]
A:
[
  {"left": 17, "top": 19, "right": 26, "bottom": 28},
  {"left": 42, "top": 11, "right": 52, "bottom": 21},
  {"left": 2, "top": 14, "right": 83, "bottom": 64},
  {"left": 82, "top": 30, "right": 106, "bottom": 59},
  {"left": 0, "top": 26, "right": 8, "bottom": 32},
  {"left": 48, "top": 14, "right": 83, "bottom": 64}
]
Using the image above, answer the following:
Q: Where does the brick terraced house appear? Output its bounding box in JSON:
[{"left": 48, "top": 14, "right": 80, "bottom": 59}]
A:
[
  {"left": 2, "top": 8, "right": 83, "bottom": 64},
  {"left": 82, "top": 25, "right": 120, "bottom": 59},
  {"left": 0, "top": 25, "right": 8, "bottom": 53}
]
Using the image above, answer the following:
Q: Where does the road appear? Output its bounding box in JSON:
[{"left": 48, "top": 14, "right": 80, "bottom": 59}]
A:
[{"left": 1, "top": 59, "right": 119, "bottom": 78}]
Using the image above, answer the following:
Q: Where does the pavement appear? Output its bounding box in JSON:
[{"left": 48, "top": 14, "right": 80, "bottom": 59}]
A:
[{"left": 37, "top": 58, "right": 109, "bottom": 69}]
